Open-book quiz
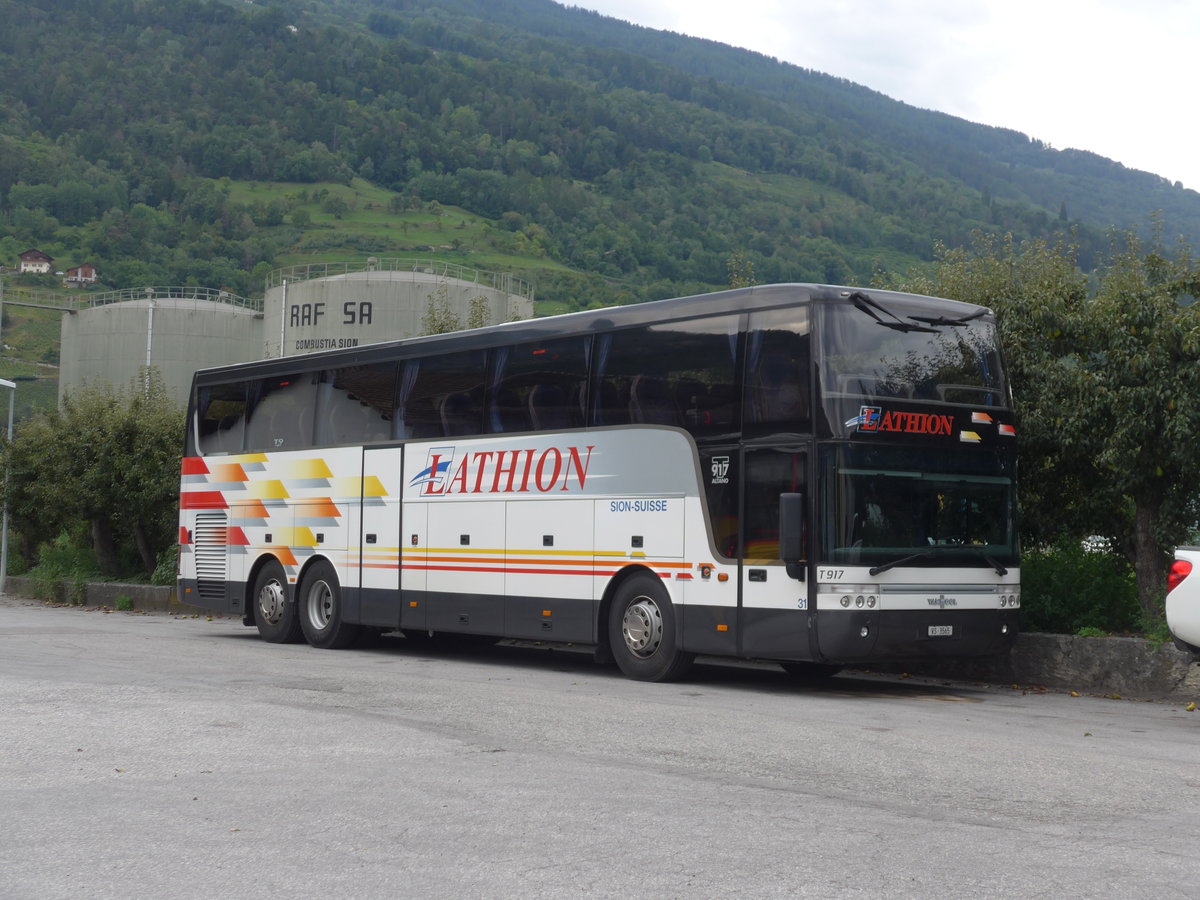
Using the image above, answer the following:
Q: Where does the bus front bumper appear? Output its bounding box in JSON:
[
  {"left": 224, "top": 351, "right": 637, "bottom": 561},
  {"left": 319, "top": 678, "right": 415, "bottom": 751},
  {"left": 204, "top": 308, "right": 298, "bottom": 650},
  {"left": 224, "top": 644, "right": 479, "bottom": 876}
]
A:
[{"left": 815, "top": 607, "right": 1019, "bottom": 663}]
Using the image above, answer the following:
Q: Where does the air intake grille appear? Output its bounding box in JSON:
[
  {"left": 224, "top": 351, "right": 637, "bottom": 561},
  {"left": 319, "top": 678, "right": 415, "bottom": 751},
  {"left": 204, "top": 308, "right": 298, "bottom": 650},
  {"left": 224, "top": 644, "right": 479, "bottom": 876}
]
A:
[{"left": 193, "top": 511, "right": 228, "bottom": 603}]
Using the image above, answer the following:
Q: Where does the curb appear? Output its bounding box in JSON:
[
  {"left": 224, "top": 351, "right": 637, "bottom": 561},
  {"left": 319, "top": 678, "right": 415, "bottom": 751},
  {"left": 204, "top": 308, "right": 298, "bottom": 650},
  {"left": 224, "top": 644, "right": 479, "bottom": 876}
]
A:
[
  {"left": 5, "top": 576, "right": 200, "bottom": 617},
  {"left": 6, "top": 576, "right": 1197, "bottom": 701},
  {"left": 886, "top": 633, "right": 1200, "bottom": 702}
]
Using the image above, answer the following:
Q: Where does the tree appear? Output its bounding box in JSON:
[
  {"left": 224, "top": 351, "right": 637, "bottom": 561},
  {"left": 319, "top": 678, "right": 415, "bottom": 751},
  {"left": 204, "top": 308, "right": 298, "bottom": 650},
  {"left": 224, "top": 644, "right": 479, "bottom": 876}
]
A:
[
  {"left": 466, "top": 294, "right": 491, "bottom": 330},
  {"left": 890, "top": 230, "right": 1200, "bottom": 624},
  {"left": 726, "top": 250, "right": 756, "bottom": 288},
  {"left": 421, "top": 281, "right": 461, "bottom": 335},
  {"left": 0, "top": 373, "right": 184, "bottom": 576},
  {"left": 322, "top": 195, "right": 351, "bottom": 218}
]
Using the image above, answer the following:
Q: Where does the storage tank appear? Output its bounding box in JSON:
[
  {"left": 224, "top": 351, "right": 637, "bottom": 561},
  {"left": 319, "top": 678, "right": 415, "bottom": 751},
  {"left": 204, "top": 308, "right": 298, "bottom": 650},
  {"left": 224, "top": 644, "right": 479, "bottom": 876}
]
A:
[
  {"left": 263, "top": 259, "right": 534, "bottom": 358},
  {"left": 59, "top": 289, "right": 263, "bottom": 405}
]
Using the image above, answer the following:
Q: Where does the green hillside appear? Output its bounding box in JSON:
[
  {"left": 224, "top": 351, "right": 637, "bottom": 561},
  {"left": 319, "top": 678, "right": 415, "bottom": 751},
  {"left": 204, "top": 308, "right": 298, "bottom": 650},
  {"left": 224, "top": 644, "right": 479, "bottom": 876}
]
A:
[
  {"left": 223, "top": 178, "right": 573, "bottom": 274},
  {"left": 0, "top": 0, "right": 1196, "bottom": 317}
]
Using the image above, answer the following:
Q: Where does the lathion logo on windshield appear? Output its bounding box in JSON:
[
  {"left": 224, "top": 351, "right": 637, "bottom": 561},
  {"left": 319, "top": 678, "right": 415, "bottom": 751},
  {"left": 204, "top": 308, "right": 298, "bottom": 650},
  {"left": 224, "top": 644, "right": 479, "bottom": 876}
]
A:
[
  {"left": 846, "top": 406, "right": 954, "bottom": 436},
  {"left": 845, "top": 406, "right": 882, "bottom": 431}
]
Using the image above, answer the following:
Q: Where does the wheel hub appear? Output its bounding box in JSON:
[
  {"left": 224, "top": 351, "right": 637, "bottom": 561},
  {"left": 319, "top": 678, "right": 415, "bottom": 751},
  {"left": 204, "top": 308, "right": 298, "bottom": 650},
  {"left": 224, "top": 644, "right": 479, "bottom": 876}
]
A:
[
  {"left": 306, "top": 580, "right": 334, "bottom": 631},
  {"left": 257, "top": 579, "right": 286, "bottom": 625},
  {"left": 622, "top": 597, "right": 664, "bottom": 658}
]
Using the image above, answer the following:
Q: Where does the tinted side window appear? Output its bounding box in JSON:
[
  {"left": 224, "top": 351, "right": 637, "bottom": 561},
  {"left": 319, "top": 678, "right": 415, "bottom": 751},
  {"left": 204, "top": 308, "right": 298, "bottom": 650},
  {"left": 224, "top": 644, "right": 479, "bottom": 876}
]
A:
[
  {"left": 590, "top": 316, "right": 740, "bottom": 435},
  {"left": 743, "top": 448, "right": 807, "bottom": 561},
  {"left": 397, "top": 351, "right": 486, "bottom": 438},
  {"left": 196, "top": 383, "right": 248, "bottom": 456},
  {"left": 488, "top": 338, "right": 589, "bottom": 433},
  {"left": 745, "top": 307, "right": 811, "bottom": 435},
  {"left": 244, "top": 374, "right": 317, "bottom": 452},
  {"left": 315, "top": 363, "right": 398, "bottom": 445}
]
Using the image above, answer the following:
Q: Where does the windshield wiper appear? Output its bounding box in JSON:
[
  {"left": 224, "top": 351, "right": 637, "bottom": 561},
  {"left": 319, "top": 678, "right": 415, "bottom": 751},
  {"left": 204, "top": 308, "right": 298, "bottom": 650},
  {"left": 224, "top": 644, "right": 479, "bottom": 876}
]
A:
[
  {"left": 969, "top": 548, "right": 1009, "bottom": 576},
  {"left": 908, "top": 309, "right": 988, "bottom": 328},
  {"left": 868, "top": 549, "right": 937, "bottom": 576},
  {"left": 849, "top": 291, "right": 940, "bottom": 334},
  {"left": 867, "top": 546, "right": 1009, "bottom": 577}
]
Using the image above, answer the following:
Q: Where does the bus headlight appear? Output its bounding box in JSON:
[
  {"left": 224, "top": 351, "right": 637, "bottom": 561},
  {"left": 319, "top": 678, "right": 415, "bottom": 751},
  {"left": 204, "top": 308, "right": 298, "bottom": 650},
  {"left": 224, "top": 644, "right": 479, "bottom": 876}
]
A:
[
  {"left": 840, "top": 595, "right": 851, "bottom": 608},
  {"left": 854, "top": 595, "right": 865, "bottom": 608}
]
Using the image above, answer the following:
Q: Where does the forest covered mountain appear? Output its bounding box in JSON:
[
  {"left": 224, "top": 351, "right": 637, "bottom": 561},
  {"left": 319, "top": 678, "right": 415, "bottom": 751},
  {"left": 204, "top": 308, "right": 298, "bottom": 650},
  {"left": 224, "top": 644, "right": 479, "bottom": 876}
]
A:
[{"left": 1, "top": 0, "right": 1197, "bottom": 306}]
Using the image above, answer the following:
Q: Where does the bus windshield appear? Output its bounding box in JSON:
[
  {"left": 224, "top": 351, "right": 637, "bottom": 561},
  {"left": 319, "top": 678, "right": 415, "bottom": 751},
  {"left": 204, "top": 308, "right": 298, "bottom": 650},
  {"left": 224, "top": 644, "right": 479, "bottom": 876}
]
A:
[
  {"left": 819, "top": 444, "right": 1018, "bottom": 569},
  {"left": 817, "top": 297, "right": 1006, "bottom": 406}
]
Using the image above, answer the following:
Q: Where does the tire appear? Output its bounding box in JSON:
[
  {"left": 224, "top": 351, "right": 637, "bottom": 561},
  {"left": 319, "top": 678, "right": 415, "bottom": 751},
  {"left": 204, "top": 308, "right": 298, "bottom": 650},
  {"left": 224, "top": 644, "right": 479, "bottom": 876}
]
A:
[
  {"left": 252, "top": 559, "right": 301, "bottom": 644},
  {"left": 607, "top": 573, "right": 694, "bottom": 682},
  {"left": 779, "top": 661, "right": 843, "bottom": 679},
  {"left": 298, "top": 560, "right": 360, "bottom": 650}
]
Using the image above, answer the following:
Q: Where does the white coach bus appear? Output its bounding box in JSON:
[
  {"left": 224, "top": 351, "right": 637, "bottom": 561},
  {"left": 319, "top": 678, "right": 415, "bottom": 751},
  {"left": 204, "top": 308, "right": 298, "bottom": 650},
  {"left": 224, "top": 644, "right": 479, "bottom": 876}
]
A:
[{"left": 178, "top": 283, "right": 1020, "bottom": 681}]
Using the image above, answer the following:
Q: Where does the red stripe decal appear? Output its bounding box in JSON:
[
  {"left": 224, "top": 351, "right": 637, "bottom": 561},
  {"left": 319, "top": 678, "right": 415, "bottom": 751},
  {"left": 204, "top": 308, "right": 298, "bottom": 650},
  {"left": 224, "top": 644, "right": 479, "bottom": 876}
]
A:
[
  {"left": 180, "top": 491, "right": 227, "bottom": 509},
  {"left": 181, "top": 457, "right": 209, "bottom": 476}
]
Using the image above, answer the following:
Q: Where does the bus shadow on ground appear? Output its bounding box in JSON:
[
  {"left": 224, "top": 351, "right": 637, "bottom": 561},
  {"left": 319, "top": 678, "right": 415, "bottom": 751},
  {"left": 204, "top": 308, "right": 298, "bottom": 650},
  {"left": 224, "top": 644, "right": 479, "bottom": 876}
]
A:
[{"left": 353, "top": 632, "right": 989, "bottom": 702}]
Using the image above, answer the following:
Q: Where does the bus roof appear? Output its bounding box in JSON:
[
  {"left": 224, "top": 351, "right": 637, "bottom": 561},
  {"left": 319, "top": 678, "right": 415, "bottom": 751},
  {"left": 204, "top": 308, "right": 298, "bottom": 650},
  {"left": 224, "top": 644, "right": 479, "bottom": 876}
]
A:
[{"left": 191, "top": 282, "right": 992, "bottom": 386}]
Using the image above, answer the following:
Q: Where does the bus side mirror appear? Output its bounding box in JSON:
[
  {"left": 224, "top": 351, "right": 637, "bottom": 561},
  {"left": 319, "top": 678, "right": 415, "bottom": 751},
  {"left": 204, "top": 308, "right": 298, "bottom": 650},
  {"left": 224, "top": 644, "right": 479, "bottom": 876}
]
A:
[{"left": 779, "top": 492, "right": 806, "bottom": 581}]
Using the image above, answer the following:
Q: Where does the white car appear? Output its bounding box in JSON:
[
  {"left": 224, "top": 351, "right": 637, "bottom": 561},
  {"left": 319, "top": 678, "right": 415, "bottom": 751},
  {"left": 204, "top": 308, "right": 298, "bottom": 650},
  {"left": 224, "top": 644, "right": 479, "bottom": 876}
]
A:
[{"left": 1166, "top": 547, "right": 1200, "bottom": 657}]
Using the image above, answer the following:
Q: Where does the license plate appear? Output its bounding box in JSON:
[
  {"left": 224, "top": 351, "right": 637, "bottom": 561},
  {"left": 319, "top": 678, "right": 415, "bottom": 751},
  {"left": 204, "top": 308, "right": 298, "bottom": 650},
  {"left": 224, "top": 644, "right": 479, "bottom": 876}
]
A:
[{"left": 927, "top": 625, "right": 954, "bottom": 637}]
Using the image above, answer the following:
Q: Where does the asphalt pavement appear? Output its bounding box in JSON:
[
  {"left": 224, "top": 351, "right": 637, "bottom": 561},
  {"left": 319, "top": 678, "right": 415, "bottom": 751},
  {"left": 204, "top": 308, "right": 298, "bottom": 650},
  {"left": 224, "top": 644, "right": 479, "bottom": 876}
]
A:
[{"left": 1, "top": 596, "right": 1197, "bottom": 899}]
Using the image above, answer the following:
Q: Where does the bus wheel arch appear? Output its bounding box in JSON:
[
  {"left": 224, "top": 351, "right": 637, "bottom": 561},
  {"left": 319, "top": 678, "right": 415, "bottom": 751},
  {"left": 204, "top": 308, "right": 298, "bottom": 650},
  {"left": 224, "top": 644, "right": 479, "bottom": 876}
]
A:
[
  {"left": 602, "top": 567, "right": 694, "bottom": 682},
  {"left": 297, "top": 557, "right": 360, "bottom": 650},
  {"left": 249, "top": 555, "right": 301, "bottom": 643}
]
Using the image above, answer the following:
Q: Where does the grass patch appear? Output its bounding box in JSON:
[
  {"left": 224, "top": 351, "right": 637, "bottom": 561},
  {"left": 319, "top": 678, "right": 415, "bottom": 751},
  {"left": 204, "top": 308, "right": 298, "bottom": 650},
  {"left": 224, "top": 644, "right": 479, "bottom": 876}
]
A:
[{"left": 228, "top": 177, "right": 570, "bottom": 276}]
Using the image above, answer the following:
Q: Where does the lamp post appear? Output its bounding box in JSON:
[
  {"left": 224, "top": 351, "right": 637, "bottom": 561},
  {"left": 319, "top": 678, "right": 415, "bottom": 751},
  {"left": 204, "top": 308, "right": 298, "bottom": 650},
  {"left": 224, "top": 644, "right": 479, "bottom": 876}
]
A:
[{"left": 0, "top": 377, "right": 14, "bottom": 595}]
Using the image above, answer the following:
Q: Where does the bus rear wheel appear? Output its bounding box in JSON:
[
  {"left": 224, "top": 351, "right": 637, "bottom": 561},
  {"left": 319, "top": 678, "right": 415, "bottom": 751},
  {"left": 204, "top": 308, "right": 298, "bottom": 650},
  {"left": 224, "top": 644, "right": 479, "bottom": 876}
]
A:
[
  {"left": 608, "top": 573, "right": 693, "bottom": 682},
  {"left": 252, "top": 560, "right": 301, "bottom": 644},
  {"left": 298, "top": 561, "right": 359, "bottom": 650}
]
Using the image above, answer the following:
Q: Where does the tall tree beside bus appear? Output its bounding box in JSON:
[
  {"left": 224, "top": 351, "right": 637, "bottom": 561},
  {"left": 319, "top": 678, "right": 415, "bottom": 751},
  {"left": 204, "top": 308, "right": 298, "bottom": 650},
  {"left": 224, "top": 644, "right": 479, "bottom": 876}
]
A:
[
  {"left": 889, "top": 227, "right": 1200, "bottom": 624},
  {"left": 0, "top": 373, "right": 183, "bottom": 577}
]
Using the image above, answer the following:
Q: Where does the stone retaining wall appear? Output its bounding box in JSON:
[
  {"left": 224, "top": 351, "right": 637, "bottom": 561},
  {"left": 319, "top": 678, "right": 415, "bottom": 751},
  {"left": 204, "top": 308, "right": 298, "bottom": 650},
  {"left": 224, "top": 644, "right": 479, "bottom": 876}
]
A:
[
  {"left": 5, "top": 576, "right": 194, "bottom": 615},
  {"left": 892, "top": 633, "right": 1200, "bottom": 701}
]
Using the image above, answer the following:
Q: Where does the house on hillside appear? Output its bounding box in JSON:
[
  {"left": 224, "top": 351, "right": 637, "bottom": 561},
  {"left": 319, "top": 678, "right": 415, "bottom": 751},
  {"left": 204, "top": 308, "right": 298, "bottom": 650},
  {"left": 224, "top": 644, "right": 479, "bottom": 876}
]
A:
[
  {"left": 19, "top": 249, "right": 53, "bottom": 274},
  {"left": 64, "top": 263, "right": 99, "bottom": 287}
]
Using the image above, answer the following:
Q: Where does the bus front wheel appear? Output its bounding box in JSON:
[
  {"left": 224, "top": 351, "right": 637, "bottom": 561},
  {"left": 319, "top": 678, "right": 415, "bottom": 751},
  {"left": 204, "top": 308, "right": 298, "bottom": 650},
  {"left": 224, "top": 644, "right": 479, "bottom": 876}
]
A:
[
  {"left": 298, "top": 561, "right": 359, "bottom": 650},
  {"left": 608, "top": 573, "right": 694, "bottom": 682},
  {"left": 252, "top": 560, "right": 301, "bottom": 644}
]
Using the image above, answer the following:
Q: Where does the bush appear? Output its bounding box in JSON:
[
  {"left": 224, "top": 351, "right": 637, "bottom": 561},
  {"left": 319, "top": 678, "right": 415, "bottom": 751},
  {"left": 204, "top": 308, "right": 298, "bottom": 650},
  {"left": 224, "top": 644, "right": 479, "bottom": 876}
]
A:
[
  {"left": 31, "top": 532, "right": 101, "bottom": 580},
  {"left": 28, "top": 532, "right": 101, "bottom": 603},
  {"left": 1020, "top": 538, "right": 1140, "bottom": 634},
  {"left": 1, "top": 374, "right": 183, "bottom": 577},
  {"left": 150, "top": 545, "right": 177, "bottom": 586}
]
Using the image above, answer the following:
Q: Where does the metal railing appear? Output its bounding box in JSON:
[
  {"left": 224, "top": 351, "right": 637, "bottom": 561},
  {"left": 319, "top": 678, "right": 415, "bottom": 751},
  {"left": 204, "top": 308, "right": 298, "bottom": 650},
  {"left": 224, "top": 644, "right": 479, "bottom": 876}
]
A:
[
  {"left": 0, "top": 284, "right": 260, "bottom": 312},
  {"left": 264, "top": 258, "right": 534, "bottom": 301}
]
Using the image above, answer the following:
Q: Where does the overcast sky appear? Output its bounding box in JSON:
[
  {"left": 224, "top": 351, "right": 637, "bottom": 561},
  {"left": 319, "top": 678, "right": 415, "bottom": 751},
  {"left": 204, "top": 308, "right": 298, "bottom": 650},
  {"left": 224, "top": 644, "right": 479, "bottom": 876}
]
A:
[{"left": 576, "top": 0, "right": 1198, "bottom": 193}]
